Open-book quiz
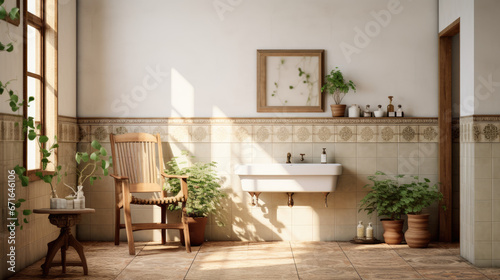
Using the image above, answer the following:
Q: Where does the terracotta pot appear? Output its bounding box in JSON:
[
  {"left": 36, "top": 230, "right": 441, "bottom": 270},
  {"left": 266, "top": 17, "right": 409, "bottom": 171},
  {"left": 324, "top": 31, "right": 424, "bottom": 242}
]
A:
[
  {"left": 405, "top": 214, "right": 431, "bottom": 248},
  {"left": 381, "top": 219, "right": 404, "bottom": 244},
  {"left": 180, "top": 216, "right": 208, "bottom": 246},
  {"left": 330, "top": 104, "right": 346, "bottom": 117}
]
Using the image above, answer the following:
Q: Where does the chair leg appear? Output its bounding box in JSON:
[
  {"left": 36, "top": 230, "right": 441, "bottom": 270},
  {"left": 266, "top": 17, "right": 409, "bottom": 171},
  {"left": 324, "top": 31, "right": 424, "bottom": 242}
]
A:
[
  {"left": 123, "top": 200, "right": 135, "bottom": 255},
  {"left": 161, "top": 205, "right": 166, "bottom": 244},
  {"left": 115, "top": 205, "right": 121, "bottom": 246},
  {"left": 182, "top": 207, "right": 191, "bottom": 253}
]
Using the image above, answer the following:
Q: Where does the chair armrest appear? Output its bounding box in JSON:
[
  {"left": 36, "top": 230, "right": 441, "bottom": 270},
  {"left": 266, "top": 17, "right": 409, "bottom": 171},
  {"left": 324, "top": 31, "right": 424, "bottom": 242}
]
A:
[
  {"left": 161, "top": 173, "right": 189, "bottom": 199},
  {"left": 110, "top": 174, "right": 129, "bottom": 181},
  {"left": 161, "top": 173, "right": 189, "bottom": 179}
]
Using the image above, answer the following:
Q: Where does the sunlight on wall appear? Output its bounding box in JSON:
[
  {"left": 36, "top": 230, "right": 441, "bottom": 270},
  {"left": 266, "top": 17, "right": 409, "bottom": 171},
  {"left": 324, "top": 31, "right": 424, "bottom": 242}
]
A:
[{"left": 171, "top": 68, "right": 194, "bottom": 117}]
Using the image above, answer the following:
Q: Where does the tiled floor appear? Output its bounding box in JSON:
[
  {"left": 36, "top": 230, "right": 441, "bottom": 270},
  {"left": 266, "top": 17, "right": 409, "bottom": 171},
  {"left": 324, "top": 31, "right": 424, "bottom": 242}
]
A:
[{"left": 10, "top": 241, "right": 500, "bottom": 279}]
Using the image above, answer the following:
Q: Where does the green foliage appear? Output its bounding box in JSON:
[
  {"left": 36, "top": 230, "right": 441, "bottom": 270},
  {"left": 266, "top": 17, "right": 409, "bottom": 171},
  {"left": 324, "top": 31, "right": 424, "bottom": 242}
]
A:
[
  {"left": 164, "top": 151, "right": 226, "bottom": 220},
  {"left": 73, "top": 140, "right": 112, "bottom": 187},
  {"left": 358, "top": 171, "right": 443, "bottom": 220},
  {"left": 0, "top": 0, "right": 19, "bottom": 20},
  {"left": 321, "top": 67, "right": 356, "bottom": 105},
  {"left": 403, "top": 176, "right": 443, "bottom": 214}
]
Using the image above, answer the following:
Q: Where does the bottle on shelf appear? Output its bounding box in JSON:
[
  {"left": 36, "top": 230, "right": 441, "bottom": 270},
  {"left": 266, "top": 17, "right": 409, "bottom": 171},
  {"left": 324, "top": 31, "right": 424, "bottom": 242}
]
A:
[
  {"left": 366, "top": 222, "right": 373, "bottom": 240},
  {"left": 387, "top": 96, "right": 395, "bottom": 117},
  {"left": 374, "top": 105, "right": 384, "bottom": 117},
  {"left": 321, "top": 148, "right": 327, "bottom": 164},
  {"left": 396, "top": 105, "right": 404, "bottom": 117},
  {"left": 357, "top": 221, "right": 364, "bottom": 239},
  {"left": 363, "top": 105, "right": 372, "bottom": 117}
]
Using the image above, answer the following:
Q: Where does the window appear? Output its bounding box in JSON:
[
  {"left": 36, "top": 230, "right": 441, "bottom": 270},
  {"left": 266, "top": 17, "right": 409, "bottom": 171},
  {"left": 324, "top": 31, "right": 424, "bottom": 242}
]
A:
[{"left": 23, "top": 0, "right": 57, "bottom": 176}]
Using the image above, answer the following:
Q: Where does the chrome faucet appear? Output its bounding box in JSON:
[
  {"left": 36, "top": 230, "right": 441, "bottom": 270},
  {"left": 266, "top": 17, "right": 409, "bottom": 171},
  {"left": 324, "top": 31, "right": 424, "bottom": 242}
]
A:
[
  {"left": 286, "top": 152, "right": 292, "bottom": 163},
  {"left": 300, "top": 154, "right": 305, "bottom": 161}
]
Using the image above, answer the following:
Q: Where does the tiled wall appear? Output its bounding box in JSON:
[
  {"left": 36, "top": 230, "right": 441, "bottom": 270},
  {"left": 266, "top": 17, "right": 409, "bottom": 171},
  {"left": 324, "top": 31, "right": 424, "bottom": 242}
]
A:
[
  {"left": 460, "top": 116, "right": 500, "bottom": 267},
  {"left": 77, "top": 117, "right": 442, "bottom": 243},
  {"left": 0, "top": 114, "right": 78, "bottom": 278}
]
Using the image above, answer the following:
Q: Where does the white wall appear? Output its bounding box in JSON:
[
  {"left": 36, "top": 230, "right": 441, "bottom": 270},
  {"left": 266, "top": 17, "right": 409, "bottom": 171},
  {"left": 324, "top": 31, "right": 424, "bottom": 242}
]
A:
[
  {"left": 474, "top": 0, "right": 500, "bottom": 115},
  {"left": 439, "top": 0, "right": 474, "bottom": 117},
  {"left": 77, "top": 0, "right": 439, "bottom": 118},
  {"left": 58, "top": 0, "right": 77, "bottom": 117}
]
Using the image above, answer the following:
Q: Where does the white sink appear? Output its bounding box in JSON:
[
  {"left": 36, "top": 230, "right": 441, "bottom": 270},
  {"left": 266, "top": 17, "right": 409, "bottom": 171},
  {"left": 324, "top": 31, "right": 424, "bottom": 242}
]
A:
[{"left": 234, "top": 163, "right": 342, "bottom": 193}]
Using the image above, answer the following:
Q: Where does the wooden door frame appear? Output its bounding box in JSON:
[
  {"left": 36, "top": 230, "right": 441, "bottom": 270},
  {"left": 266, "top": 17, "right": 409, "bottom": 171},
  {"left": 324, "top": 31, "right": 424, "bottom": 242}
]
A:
[{"left": 438, "top": 18, "right": 460, "bottom": 242}]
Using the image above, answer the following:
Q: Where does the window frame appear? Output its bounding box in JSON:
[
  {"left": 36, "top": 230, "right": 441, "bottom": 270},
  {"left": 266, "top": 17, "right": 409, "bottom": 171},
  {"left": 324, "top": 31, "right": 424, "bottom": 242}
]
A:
[{"left": 23, "top": 0, "right": 58, "bottom": 180}]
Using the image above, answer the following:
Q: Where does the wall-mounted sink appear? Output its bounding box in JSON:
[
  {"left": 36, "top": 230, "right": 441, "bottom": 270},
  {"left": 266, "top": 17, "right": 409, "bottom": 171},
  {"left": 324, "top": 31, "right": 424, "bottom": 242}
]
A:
[
  {"left": 234, "top": 163, "right": 342, "bottom": 192},
  {"left": 234, "top": 163, "right": 342, "bottom": 207}
]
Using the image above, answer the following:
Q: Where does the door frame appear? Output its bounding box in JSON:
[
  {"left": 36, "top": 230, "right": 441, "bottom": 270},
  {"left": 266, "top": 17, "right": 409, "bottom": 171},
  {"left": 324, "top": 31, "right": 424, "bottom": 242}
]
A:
[{"left": 438, "top": 18, "right": 460, "bottom": 242}]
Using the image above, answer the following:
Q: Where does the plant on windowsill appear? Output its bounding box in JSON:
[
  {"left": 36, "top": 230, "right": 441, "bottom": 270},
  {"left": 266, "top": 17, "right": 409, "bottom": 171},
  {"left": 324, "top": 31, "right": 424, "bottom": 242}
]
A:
[
  {"left": 321, "top": 67, "right": 356, "bottom": 117},
  {"left": 164, "top": 151, "right": 226, "bottom": 246},
  {"left": 62, "top": 140, "right": 112, "bottom": 209},
  {"left": 403, "top": 176, "right": 443, "bottom": 248},
  {"left": 358, "top": 171, "right": 408, "bottom": 244}
]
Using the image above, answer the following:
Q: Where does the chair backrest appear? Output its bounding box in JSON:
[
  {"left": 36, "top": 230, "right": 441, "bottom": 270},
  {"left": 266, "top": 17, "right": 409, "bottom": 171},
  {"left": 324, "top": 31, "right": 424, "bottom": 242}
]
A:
[{"left": 110, "top": 133, "right": 165, "bottom": 193}]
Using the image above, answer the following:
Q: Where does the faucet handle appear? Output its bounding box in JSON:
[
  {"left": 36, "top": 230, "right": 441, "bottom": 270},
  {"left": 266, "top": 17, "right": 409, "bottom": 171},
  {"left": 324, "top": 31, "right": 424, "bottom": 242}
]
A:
[{"left": 300, "top": 154, "right": 305, "bottom": 162}]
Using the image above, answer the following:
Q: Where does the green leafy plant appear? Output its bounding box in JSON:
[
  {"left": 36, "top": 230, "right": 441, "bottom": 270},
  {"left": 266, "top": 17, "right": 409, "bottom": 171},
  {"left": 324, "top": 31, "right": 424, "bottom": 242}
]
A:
[
  {"left": 359, "top": 171, "right": 444, "bottom": 220},
  {"left": 359, "top": 171, "right": 409, "bottom": 220},
  {"left": 403, "top": 176, "right": 443, "bottom": 214},
  {"left": 321, "top": 67, "right": 356, "bottom": 104},
  {"left": 164, "top": 151, "right": 226, "bottom": 221},
  {"left": 64, "top": 140, "right": 112, "bottom": 195},
  {"left": 0, "top": 0, "right": 20, "bottom": 21}
]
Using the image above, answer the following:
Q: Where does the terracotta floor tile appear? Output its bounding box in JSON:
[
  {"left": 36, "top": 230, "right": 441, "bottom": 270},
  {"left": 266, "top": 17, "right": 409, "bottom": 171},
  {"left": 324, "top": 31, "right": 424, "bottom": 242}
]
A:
[{"left": 10, "top": 241, "right": 497, "bottom": 280}]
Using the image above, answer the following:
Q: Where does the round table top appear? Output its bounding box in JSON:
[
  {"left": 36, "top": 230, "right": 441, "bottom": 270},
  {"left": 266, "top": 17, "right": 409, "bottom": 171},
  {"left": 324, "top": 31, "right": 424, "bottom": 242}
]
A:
[{"left": 33, "top": 208, "right": 96, "bottom": 215}]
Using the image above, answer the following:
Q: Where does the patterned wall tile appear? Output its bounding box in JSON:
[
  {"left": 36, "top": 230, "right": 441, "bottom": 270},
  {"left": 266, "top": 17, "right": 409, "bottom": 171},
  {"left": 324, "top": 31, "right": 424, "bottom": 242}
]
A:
[
  {"left": 91, "top": 126, "right": 112, "bottom": 142},
  {"left": 167, "top": 126, "right": 190, "bottom": 142},
  {"left": 191, "top": 126, "right": 210, "bottom": 142},
  {"left": 293, "top": 126, "right": 312, "bottom": 142},
  {"left": 151, "top": 126, "right": 169, "bottom": 141},
  {"left": 335, "top": 126, "right": 356, "bottom": 142},
  {"left": 399, "top": 126, "right": 418, "bottom": 143},
  {"left": 377, "top": 126, "right": 399, "bottom": 142},
  {"left": 479, "top": 123, "right": 500, "bottom": 142},
  {"left": 273, "top": 126, "right": 293, "bottom": 142},
  {"left": 253, "top": 126, "right": 273, "bottom": 143},
  {"left": 211, "top": 126, "right": 232, "bottom": 142},
  {"left": 79, "top": 125, "right": 90, "bottom": 142},
  {"left": 357, "top": 126, "right": 377, "bottom": 142},
  {"left": 312, "top": 125, "right": 334, "bottom": 142},
  {"left": 130, "top": 126, "right": 148, "bottom": 133},
  {"left": 113, "top": 126, "right": 129, "bottom": 135},
  {"left": 232, "top": 126, "right": 253, "bottom": 143},
  {"left": 419, "top": 126, "right": 439, "bottom": 142}
]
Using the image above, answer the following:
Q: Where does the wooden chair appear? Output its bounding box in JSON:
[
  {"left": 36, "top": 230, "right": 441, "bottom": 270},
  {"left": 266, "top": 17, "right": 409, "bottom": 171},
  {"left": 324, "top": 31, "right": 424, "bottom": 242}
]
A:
[{"left": 109, "top": 133, "right": 191, "bottom": 255}]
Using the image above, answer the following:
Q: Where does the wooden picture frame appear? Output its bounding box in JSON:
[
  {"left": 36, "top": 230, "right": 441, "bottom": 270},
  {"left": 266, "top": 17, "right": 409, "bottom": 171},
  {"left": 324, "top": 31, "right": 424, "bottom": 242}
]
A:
[
  {"left": 1, "top": 0, "right": 20, "bottom": 26},
  {"left": 257, "top": 49, "right": 324, "bottom": 113}
]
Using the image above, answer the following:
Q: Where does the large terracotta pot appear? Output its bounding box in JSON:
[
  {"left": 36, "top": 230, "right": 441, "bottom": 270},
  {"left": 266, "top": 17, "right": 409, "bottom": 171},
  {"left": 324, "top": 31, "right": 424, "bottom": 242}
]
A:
[
  {"left": 381, "top": 219, "right": 404, "bottom": 244},
  {"left": 180, "top": 217, "right": 208, "bottom": 246},
  {"left": 405, "top": 214, "right": 431, "bottom": 248},
  {"left": 330, "top": 104, "right": 346, "bottom": 117}
]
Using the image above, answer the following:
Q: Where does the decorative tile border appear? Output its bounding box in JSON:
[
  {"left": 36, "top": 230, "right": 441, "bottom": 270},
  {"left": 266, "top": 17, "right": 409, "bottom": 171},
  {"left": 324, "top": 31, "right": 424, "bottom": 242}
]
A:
[
  {"left": 58, "top": 116, "right": 79, "bottom": 143},
  {"left": 78, "top": 117, "right": 440, "bottom": 144},
  {"left": 0, "top": 113, "right": 23, "bottom": 141},
  {"left": 460, "top": 115, "right": 500, "bottom": 143}
]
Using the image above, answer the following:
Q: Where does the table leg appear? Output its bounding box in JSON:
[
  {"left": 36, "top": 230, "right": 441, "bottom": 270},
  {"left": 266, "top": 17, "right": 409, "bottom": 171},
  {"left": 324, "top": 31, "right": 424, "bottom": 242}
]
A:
[
  {"left": 41, "top": 228, "right": 68, "bottom": 276},
  {"left": 68, "top": 232, "right": 89, "bottom": 275}
]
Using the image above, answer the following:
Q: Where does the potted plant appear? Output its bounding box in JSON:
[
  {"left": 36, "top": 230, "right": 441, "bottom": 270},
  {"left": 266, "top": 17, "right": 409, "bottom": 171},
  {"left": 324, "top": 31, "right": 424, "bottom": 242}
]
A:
[
  {"left": 164, "top": 151, "right": 226, "bottom": 246},
  {"left": 321, "top": 67, "right": 356, "bottom": 117},
  {"left": 403, "top": 176, "right": 443, "bottom": 248},
  {"left": 358, "top": 171, "right": 407, "bottom": 244},
  {"left": 62, "top": 140, "right": 112, "bottom": 209}
]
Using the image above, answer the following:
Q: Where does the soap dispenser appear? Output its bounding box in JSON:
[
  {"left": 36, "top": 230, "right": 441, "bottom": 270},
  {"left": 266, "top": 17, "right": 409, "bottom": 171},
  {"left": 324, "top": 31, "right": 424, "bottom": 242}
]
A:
[
  {"left": 348, "top": 104, "right": 360, "bottom": 118},
  {"left": 357, "top": 221, "right": 364, "bottom": 239},
  {"left": 321, "top": 148, "right": 327, "bottom": 164}
]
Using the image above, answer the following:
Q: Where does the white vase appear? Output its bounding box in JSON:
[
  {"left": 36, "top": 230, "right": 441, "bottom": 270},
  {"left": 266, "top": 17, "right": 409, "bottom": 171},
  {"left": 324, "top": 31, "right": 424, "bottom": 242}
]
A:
[{"left": 374, "top": 110, "right": 384, "bottom": 117}]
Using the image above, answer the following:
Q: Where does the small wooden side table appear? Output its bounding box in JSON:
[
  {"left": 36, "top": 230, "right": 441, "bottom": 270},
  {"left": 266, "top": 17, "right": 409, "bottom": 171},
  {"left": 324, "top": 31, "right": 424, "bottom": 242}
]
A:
[{"left": 33, "top": 208, "right": 95, "bottom": 276}]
